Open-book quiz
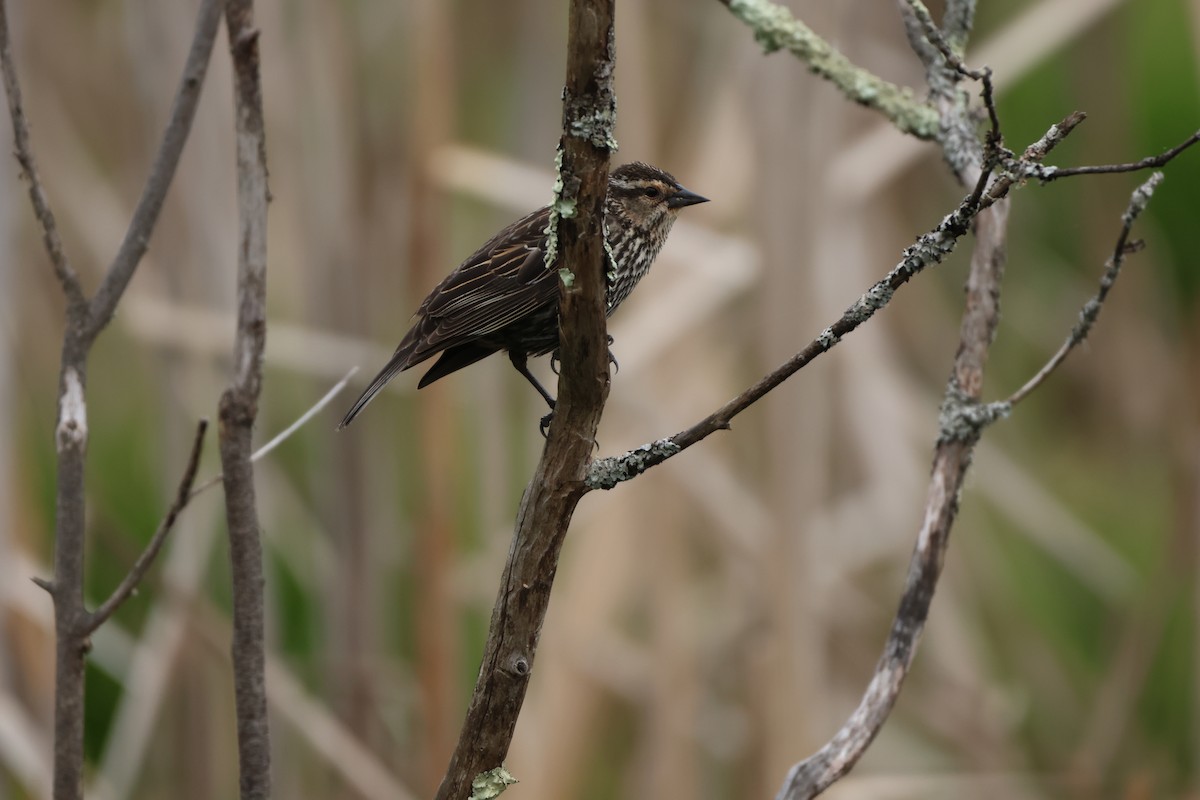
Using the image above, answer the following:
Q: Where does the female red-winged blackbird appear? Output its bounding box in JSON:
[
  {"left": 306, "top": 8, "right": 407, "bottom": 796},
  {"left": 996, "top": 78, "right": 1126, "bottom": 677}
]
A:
[{"left": 338, "top": 162, "right": 707, "bottom": 429}]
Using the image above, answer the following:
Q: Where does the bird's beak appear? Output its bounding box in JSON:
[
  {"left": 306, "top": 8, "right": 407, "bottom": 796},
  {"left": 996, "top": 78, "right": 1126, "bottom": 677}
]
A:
[{"left": 667, "top": 186, "right": 709, "bottom": 209}]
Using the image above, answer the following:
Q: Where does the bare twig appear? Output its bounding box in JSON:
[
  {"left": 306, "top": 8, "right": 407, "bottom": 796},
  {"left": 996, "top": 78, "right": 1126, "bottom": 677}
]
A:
[
  {"left": 190, "top": 368, "right": 358, "bottom": 498},
  {"left": 1005, "top": 173, "right": 1162, "bottom": 408},
  {"left": 903, "top": 0, "right": 1001, "bottom": 141},
  {"left": 218, "top": 2, "right": 272, "bottom": 798},
  {"left": 903, "top": 1, "right": 979, "bottom": 78},
  {"left": 434, "top": 1, "right": 616, "bottom": 796},
  {"left": 1038, "top": 129, "right": 1200, "bottom": 180},
  {"left": 84, "top": 420, "right": 208, "bottom": 634},
  {"left": 85, "top": 0, "right": 223, "bottom": 339},
  {"left": 586, "top": 115, "right": 1084, "bottom": 491},
  {"left": 0, "top": 0, "right": 84, "bottom": 308}
]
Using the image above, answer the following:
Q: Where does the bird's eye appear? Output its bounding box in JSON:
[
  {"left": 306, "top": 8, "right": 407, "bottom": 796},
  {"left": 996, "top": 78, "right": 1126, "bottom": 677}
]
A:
[{"left": 642, "top": 186, "right": 661, "bottom": 199}]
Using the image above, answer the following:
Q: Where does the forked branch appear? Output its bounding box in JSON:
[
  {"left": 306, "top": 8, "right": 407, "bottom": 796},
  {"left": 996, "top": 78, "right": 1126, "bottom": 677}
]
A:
[
  {"left": 0, "top": 2, "right": 223, "bottom": 798},
  {"left": 773, "top": 169, "right": 1166, "bottom": 800},
  {"left": 587, "top": 114, "right": 1085, "bottom": 491}
]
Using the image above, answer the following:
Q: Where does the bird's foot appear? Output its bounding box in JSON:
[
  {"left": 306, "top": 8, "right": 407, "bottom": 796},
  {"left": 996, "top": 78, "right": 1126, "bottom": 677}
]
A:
[
  {"left": 549, "top": 339, "right": 616, "bottom": 374},
  {"left": 539, "top": 411, "right": 555, "bottom": 438}
]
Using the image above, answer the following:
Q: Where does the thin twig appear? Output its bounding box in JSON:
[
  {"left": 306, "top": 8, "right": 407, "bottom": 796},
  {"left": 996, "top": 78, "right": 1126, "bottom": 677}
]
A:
[
  {"left": 84, "top": 420, "right": 209, "bottom": 634},
  {"left": 903, "top": 0, "right": 1001, "bottom": 140},
  {"left": 903, "top": 1, "right": 980, "bottom": 76},
  {"left": 586, "top": 115, "right": 1083, "bottom": 491},
  {"left": 190, "top": 368, "right": 358, "bottom": 498},
  {"left": 1040, "top": 129, "right": 1200, "bottom": 180},
  {"left": 86, "top": 0, "right": 224, "bottom": 340},
  {"left": 0, "top": 0, "right": 84, "bottom": 308},
  {"left": 1005, "top": 173, "right": 1162, "bottom": 408}
]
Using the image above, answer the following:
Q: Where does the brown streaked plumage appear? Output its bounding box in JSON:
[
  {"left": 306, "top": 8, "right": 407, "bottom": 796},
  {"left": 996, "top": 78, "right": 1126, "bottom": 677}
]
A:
[{"left": 338, "top": 162, "right": 707, "bottom": 429}]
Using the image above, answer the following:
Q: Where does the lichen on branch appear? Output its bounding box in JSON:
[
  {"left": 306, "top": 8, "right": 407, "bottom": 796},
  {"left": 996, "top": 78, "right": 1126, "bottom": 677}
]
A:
[{"left": 725, "top": 0, "right": 939, "bottom": 139}]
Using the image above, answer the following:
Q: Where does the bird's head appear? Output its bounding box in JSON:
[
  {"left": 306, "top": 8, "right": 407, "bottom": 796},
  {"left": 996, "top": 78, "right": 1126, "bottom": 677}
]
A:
[{"left": 608, "top": 162, "right": 708, "bottom": 232}]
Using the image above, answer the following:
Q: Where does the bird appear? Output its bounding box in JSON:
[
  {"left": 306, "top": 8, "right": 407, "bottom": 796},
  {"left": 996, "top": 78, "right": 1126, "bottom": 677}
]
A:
[{"left": 338, "top": 162, "right": 708, "bottom": 431}]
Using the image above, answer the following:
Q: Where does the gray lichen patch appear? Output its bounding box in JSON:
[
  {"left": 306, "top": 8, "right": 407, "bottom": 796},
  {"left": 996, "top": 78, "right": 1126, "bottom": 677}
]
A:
[
  {"left": 938, "top": 385, "right": 1009, "bottom": 443},
  {"left": 469, "top": 766, "right": 518, "bottom": 800},
  {"left": 586, "top": 439, "right": 681, "bottom": 490},
  {"left": 544, "top": 147, "right": 572, "bottom": 284},
  {"left": 567, "top": 103, "right": 619, "bottom": 151}
]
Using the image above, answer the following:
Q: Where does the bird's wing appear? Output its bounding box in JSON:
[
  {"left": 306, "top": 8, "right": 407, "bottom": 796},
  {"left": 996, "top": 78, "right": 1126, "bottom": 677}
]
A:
[
  {"left": 339, "top": 207, "right": 559, "bottom": 429},
  {"left": 410, "top": 206, "right": 560, "bottom": 356}
]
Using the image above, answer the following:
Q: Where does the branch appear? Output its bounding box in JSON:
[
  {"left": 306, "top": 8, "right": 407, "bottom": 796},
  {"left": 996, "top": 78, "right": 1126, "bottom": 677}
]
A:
[
  {"left": 36, "top": 368, "right": 349, "bottom": 619},
  {"left": 896, "top": 0, "right": 996, "bottom": 183},
  {"left": 75, "top": 370, "right": 352, "bottom": 647},
  {"left": 778, "top": 37, "right": 1012, "bottom": 799},
  {"left": 2, "top": 3, "right": 222, "bottom": 797},
  {"left": 84, "top": 420, "right": 208, "bottom": 634},
  {"left": 903, "top": 0, "right": 1000, "bottom": 142},
  {"left": 586, "top": 115, "right": 1084, "bottom": 492},
  {"left": 941, "top": 0, "right": 976, "bottom": 52},
  {"left": 772, "top": 27, "right": 1092, "bottom": 800},
  {"left": 587, "top": 106, "right": 1109, "bottom": 800},
  {"left": 434, "top": 1, "right": 616, "bottom": 797},
  {"left": 218, "top": 2, "right": 272, "bottom": 798},
  {"left": 0, "top": 0, "right": 84, "bottom": 309},
  {"left": 717, "top": 0, "right": 940, "bottom": 140},
  {"left": 86, "top": 0, "right": 223, "bottom": 340},
  {"left": 189, "top": 368, "right": 357, "bottom": 499},
  {"left": 1036, "top": 129, "right": 1200, "bottom": 180},
  {"left": 1004, "top": 172, "right": 1162, "bottom": 408}
]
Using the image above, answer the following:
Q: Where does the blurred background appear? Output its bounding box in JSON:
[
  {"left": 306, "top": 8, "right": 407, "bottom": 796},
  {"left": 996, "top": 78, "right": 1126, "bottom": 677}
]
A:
[{"left": 2, "top": 0, "right": 1198, "bottom": 797}]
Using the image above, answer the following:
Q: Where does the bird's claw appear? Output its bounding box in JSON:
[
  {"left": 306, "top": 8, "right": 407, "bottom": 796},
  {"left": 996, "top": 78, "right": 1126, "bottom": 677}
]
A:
[
  {"left": 550, "top": 337, "right": 616, "bottom": 375},
  {"left": 605, "top": 335, "right": 619, "bottom": 373},
  {"left": 539, "top": 411, "right": 555, "bottom": 438}
]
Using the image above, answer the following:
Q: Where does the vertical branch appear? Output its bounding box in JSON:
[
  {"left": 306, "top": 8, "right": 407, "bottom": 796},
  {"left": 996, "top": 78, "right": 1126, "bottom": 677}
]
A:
[
  {"left": 433, "top": 1, "right": 616, "bottom": 797},
  {"left": 219, "top": 3, "right": 271, "bottom": 799},
  {"left": 775, "top": 15, "right": 1073, "bottom": 800},
  {"left": 0, "top": 2, "right": 220, "bottom": 797},
  {"left": 48, "top": 357, "right": 88, "bottom": 800}
]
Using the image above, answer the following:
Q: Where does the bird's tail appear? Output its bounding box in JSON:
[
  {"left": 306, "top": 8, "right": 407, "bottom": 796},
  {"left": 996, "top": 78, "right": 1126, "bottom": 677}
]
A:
[{"left": 337, "top": 340, "right": 419, "bottom": 429}]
